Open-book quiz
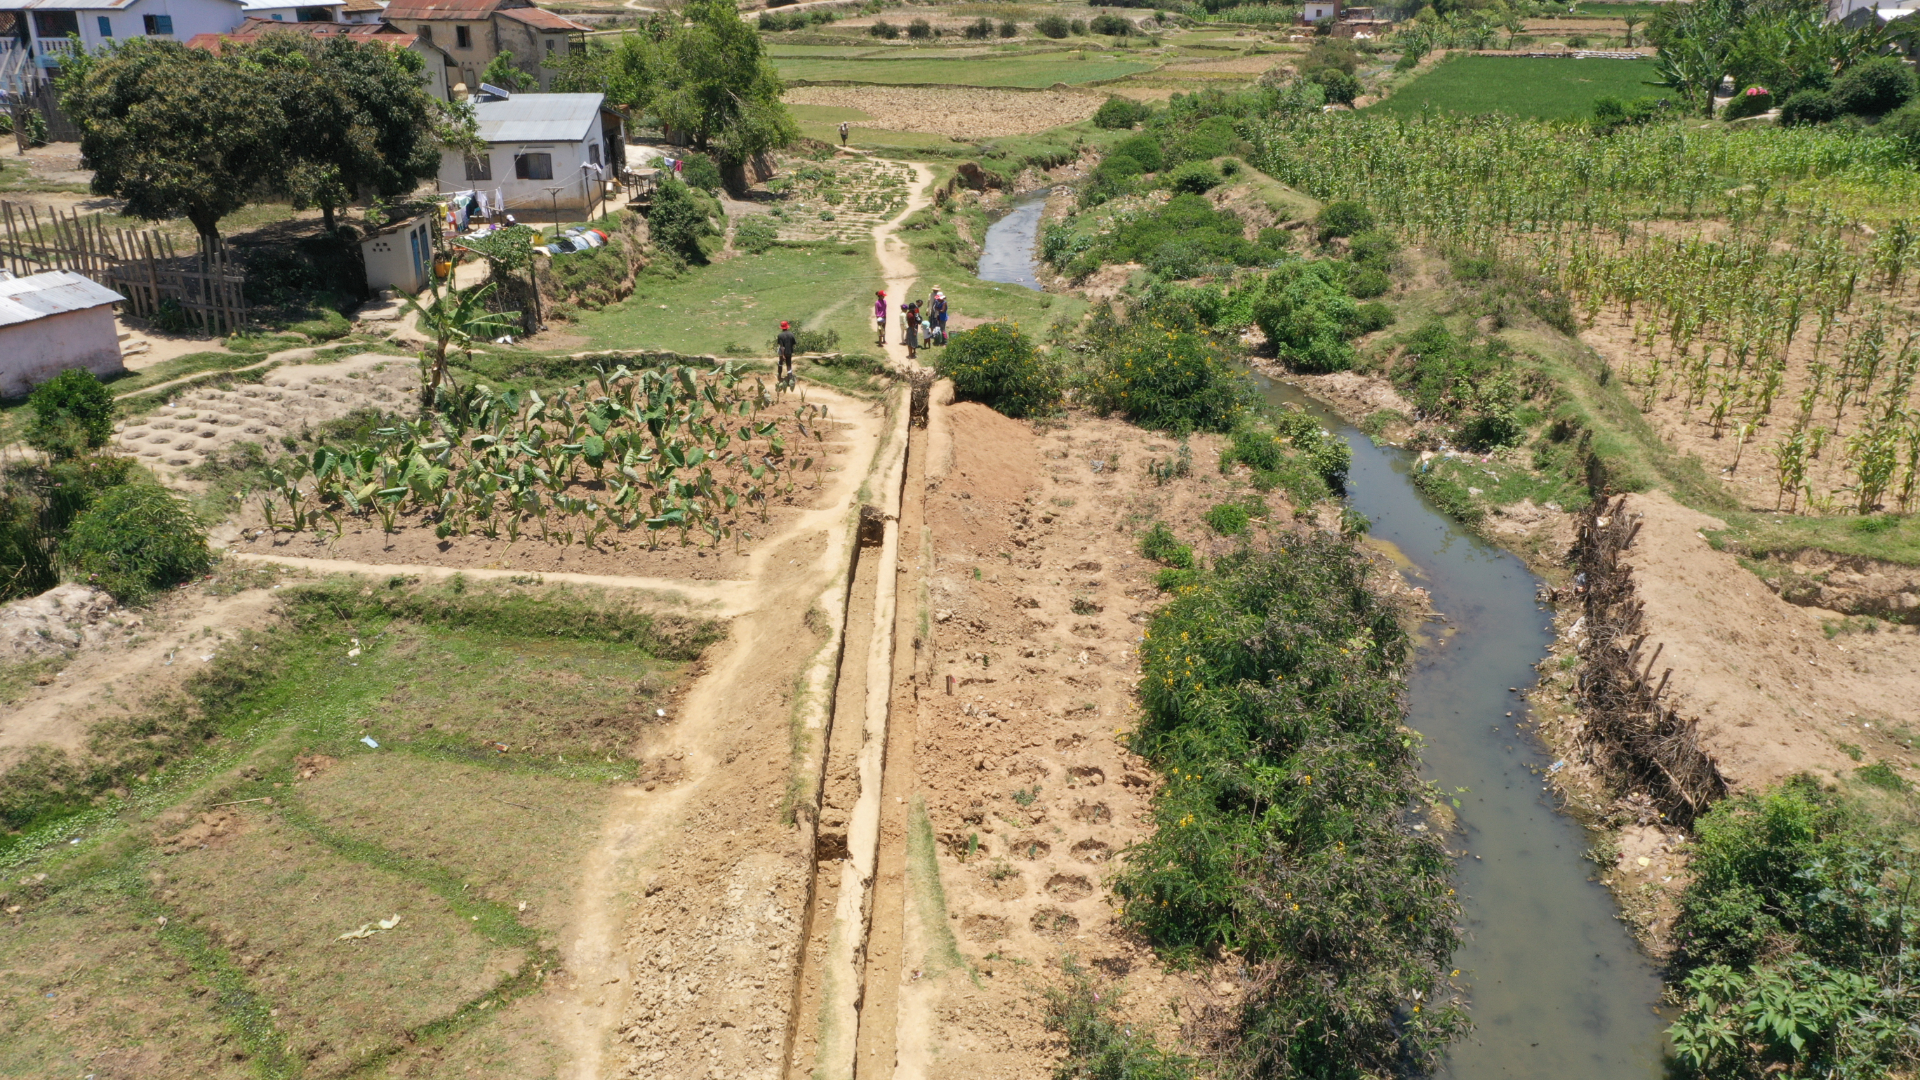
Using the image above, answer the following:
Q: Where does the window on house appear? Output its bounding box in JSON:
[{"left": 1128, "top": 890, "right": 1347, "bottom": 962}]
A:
[
  {"left": 455, "top": 24, "right": 470, "bottom": 47},
  {"left": 588, "top": 143, "right": 600, "bottom": 166},
  {"left": 142, "top": 14, "right": 173, "bottom": 34},
  {"left": 417, "top": 23, "right": 432, "bottom": 42},
  {"left": 545, "top": 37, "right": 554, "bottom": 52},
  {"left": 464, "top": 153, "right": 492, "bottom": 181},
  {"left": 35, "top": 11, "right": 79, "bottom": 37},
  {"left": 97, "top": 15, "right": 112, "bottom": 36},
  {"left": 515, "top": 153, "right": 552, "bottom": 180}
]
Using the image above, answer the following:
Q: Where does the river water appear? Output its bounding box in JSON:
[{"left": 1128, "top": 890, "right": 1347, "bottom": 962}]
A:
[
  {"left": 970, "top": 221, "right": 1672, "bottom": 1077},
  {"left": 976, "top": 189, "right": 1052, "bottom": 291},
  {"left": 1255, "top": 379, "right": 1668, "bottom": 1080}
]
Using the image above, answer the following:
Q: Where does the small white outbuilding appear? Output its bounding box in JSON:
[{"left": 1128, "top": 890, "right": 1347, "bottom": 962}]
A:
[
  {"left": 0, "top": 271, "right": 126, "bottom": 399},
  {"left": 360, "top": 214, "right": 437, "bottom": 296}
]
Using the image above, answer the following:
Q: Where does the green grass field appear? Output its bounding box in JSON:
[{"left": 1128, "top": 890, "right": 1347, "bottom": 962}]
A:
[
  {"left": 774, "top": 53, "right": 1159, "bottom": 87},
  {"left": 572, "top": 242, "right": 885, "bottom": 358},
  {"left": 0, "top": 579, "right": 712, "bottom": 1078},
  {"left": 1367, "top": 56, "right": 1660, "bottom": 121}
]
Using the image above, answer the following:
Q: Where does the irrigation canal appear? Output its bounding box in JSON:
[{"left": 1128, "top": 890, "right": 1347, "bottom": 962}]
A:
[{"left": 974, "top": 197, "right": 1671, "bottom": 1076}]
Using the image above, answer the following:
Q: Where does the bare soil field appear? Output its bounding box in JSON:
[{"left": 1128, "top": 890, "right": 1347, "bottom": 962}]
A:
[
  {"left": 883, "top": 402, "right": 1261, "bottom": 1074},
  {"left": 784, "top": 85, "right": 1105, "bottom": 140}
]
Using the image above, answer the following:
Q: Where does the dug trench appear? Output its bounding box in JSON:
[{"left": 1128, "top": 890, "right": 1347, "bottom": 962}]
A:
[{"left": 772, "top": 381, "right": 1464, "bottom": 1077}]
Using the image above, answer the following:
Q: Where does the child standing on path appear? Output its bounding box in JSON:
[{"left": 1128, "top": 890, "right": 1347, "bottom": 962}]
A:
[
  {"left": 903, "top": 300, "right": 920, "bottom": 360},
  {"left": 873, "top": 290, "right": 888, "bottom": 345}
]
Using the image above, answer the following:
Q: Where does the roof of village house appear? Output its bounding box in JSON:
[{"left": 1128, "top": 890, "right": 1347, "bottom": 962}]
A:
[
  {"left": 0, "top": 0, "right": 135, "bottom": 10},
  {"left": 383, "top": 0, "right": 524, "bottom": 20},
  {"left": 186, "top": 16, "right": 421, "bottom": 50},
  {"left": 342, "top": 0, "right": 385, "bottom": 10},
  {"left": 496, "top": 5, "right": 586, "bottom": 30},
  {"left": 0, "top": 0, "right": 343, "bottom": 8},
  {"left": 0, "top": 271, "right": 124, "bottom": 329},
  {"left": 470, "top": 92, "right": 603, "bottom": 142}
]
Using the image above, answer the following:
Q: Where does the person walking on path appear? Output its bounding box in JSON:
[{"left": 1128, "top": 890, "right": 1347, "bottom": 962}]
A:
[
  {"left": 776, "top": 320, "right": 797, "bottom": 386},
  {"left": 902, "top": 300, "right": 920, "bottom": 360},
  {"left": 839, "top": 121, "right": 850, "bottom": 146},
  {"left": 873, "top": 290, "right": 888, "bottom": 345}
]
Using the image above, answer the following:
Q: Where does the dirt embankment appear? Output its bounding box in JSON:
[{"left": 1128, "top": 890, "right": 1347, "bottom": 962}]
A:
[
  {"left": 877, "top": 399, "right": 1389, "bottom": 1070},
  {"left": 1528, "top": 492, "right": 1920, "bottom": 949}
]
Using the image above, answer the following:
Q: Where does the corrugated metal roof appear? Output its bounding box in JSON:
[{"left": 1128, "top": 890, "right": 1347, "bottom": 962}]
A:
[
  {"left": 0, "top": 270, "right": 124, "bottom": 329},
  {"left": 497, "top": 6, "right": 584, "bottom": 30},
  {"left": 473, "top": 92, "right": 603, "bottom": 143},
  {"left": 0, "top": 0, "right": 139, "bottom": 11},
  {"left": 385, "top": 0, "right": 503, "bottom": 19}
]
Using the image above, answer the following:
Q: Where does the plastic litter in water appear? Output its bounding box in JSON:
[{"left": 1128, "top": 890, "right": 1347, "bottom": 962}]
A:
[
  {"left": 1548, "top": 759, "right": 1566, "bottom": 773},
  {"left": 360, "top": 736, "right": 380, "bottom": 749}
]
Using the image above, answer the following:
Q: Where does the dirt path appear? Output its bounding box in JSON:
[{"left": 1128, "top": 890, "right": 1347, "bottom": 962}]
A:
[
  {"left": 0, "top": 587, "right": 280, "bottom": 759},
  {"left": 223, "top": 552, "right": 758, "bottom": 616},
  {"left": 874, "top": 161, "right": 935, "bottom": 375},
  {"left": 569, "top": 388, "right": 894, "bottom": 1080}
]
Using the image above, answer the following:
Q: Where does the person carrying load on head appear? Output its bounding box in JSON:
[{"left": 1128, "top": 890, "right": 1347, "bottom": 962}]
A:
[{"left": 776, "top": 320, "right": 797, "bottom": 386}]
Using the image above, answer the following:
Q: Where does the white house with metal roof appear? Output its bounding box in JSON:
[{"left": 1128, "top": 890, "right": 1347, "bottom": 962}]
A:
[
  {"left": 438, "top": 90, "right": 622, "bottom": 217},
  {"left": 0, "top": 0, "right": 344, "bottom": 76},
  {"left": 0, "top": 270, "right": 125, "bottom": 398}
]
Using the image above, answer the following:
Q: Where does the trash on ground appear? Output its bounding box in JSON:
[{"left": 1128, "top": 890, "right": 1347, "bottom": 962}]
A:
[
  {"left": 360, "top": 736, "right": 380, "bottom": 749},
  {"left": 338, "top": 914, "right": 403, "bottom": 940}
]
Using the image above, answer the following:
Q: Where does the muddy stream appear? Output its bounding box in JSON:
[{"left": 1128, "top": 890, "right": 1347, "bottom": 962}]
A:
[
  {"left": 976, "top": 188, "right": 1052, "bottom": 291},
  {"left": 1256, "top": 378, "right": 1669, "bottom": 1078},
  {"left": 972, "top": 210, "right": 1669, "bottom": 1075}
]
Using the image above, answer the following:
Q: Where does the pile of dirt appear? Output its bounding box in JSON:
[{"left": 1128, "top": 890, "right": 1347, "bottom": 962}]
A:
[
  {"left": 894, "top": 407, "right": 1301, "bottom": 1070},
  {"left": 938, "top": 400, "right": 1043, "bottom": 503},
  {"left": 0, "top": 584, "right": 126, "bottom": 660},
  {"left": 783, "top": 86, "right": 1104, "bottom": 139},
  {"left": 1754, "top": 548, "right": 1920, "bottom": 624}
]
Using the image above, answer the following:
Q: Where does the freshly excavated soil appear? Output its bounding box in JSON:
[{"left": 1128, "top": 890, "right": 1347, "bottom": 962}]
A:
[
  {"left": 783, "top": 86, "right": 1103, "bottom": 140},
  {"left": 1604, "top": 492, "right": 1920, "bottom": 792},
  {"left": 887, "top": 403, "right": 1319, "bottom": 1074}
]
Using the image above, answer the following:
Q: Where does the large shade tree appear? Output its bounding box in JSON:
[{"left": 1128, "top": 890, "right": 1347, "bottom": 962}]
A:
[
  {"left": 552, "top": 2, "right": 795, "bottom": 168},
  {"left": 58, "top": 39, "right": 283, "bottom": 244},
  {"left": 245, "top": 31, "right": 454, "bottom": 231},
  {"left": 61, "top": 33, "right": 469, "bottom": 241}
]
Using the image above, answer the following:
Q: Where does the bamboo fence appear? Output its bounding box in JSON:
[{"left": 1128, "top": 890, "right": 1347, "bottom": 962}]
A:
[
  {"left": 0, "top": 199, "right": 247, "bottom": 335},
  {"left": 1571, "top": 494, "right": 1729, "bottom": 827}
]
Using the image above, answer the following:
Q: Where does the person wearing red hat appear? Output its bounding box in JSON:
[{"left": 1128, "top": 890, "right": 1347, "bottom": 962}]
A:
[
  {"left": 776, "top": 321, "right": 797, "bottom": 385},
  {"left": 874, "top": 290, "right": 888, "bottom": 345}
]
